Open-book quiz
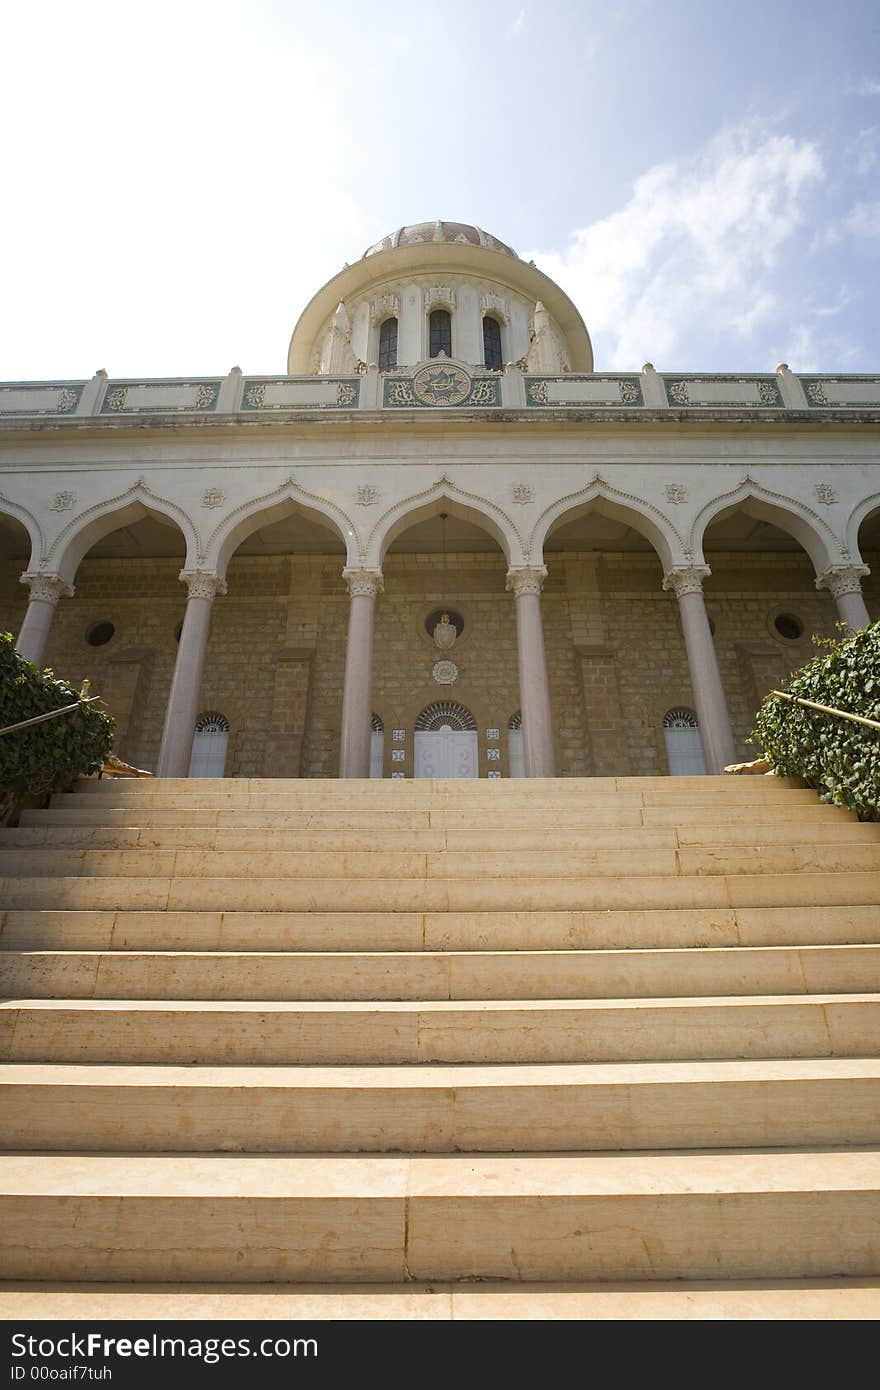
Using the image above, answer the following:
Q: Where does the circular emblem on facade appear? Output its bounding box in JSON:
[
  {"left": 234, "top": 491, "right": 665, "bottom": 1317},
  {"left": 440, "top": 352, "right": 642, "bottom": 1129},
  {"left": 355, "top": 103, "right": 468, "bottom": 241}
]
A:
[
  {"left": 413, "top": 362, "right": 471, "bottom": 407},
  {"left": 432, "top": 659, "right": 459, "bottom": 685}
]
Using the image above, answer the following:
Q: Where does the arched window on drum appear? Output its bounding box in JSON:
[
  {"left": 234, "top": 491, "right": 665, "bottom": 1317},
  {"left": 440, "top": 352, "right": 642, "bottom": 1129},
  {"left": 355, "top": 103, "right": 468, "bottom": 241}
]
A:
[
  {"left": 370, "top": 713, "right": 385, "bottom": 778},
  {"left": 188, "top": 712, "right": 230, "bottom": 779},
  {"left": 507, "top": 710, "right": 524, "bottom": 778},
  {"left": 378, "top": 318, "right": 398, "bottom": 370},
  {"left": 662, "top": 707, "right": 706, "bottom": 776},
  {"left": 483, "top": 315, "right": 503, "bottom": 370},
  {"left": 429, "top": 309, "right": 452, "bottom": 358}
]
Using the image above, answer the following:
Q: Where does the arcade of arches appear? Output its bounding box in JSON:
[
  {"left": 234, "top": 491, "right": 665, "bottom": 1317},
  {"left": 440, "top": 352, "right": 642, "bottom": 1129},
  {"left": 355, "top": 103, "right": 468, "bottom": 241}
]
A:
[{"left": 3, "top": 501, "right": 877, "bottom": 780}]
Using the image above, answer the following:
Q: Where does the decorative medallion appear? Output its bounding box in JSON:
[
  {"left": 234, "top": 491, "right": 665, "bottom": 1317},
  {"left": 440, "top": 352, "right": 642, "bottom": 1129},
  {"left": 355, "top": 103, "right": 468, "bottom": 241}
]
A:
[
  {"left": 50, "top": 491, "right": 76, "bottom": 512},
  {"left": 432, "top": 612, "right": 457, "bottom": 650},
  {"left": 413, "top": 363, "right": 471, "bottom": 407},
  {"left": 432, "top": 659, "right": 459, "bottom": 685},
  {"left": 202, "top": 487, "right": 226, "bottom": 508}
]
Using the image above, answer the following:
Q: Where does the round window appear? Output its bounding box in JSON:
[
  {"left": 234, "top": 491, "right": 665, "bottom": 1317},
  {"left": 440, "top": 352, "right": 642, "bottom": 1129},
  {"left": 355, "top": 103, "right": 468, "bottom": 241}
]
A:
[
  {"left": 774, "top": 613, "right": 803, "bottom": 641},
  {"left": 86, "top": 621, "right": 115, "bottom": 647}
]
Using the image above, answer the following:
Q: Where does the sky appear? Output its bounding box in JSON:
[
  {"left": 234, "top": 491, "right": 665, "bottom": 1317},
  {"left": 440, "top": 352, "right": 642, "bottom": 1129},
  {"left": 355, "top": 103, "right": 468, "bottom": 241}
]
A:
[{"left": 2, "top": 0, "right": 879, "bottom": 380}]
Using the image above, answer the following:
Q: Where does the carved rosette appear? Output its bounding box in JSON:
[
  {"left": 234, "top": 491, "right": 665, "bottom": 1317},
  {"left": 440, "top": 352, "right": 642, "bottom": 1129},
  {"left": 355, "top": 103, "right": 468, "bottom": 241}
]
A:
[
  {"left": 662, "top": 566, "right": 712, "bottom": 598},
  {"left": 343, "top": 568, "right": 384, "bottom": 599},
  {"left": 506, "top": 565, "right": 548, "bottom": 598},
  {"left": 20, "top": 573, "right": 73, "bottom": 606},
  {"left": 816, "top": 566, "right": 870, "bottom": 599},
  {"left": 180, "top": 571, "right": 227, "bottom": 601}
]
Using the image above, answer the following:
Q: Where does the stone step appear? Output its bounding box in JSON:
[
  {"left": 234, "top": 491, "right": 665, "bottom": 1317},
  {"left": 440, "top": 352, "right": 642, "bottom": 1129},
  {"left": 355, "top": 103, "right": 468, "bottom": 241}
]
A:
[
  {"left": 4, "top": 904, "right": 877, "bottom": 953},
  {"left": 4, "top": 1060, "right": 880, "bottom": 1153},
  {"left": 72, "top": 773, "right": 807, "bottom": 794},
  {"left": 2, "top": 995, "right": 877, "bottom": 1065},
  {"left": 4, "top": 844, "right": 880, "bottom": 882},
  {"left": 5, "top": 820, "right": 877, "bottom": 851},
  {"left": 4, "top": 871, "right": 879, "bottom": 912},
  {"left": 3, "top": 945, "right": 878, "bottom": 1002},
  {"left": 23, "top": 803, "right": 852, "bottom": 829},
  {"left": 1, "top": 1148, "right": 877, "bottom": 1282},
  {"left": 1, "top": 1277, "right": 878, "bottom": 1321},
  {"left": 54, "top": 785, "right": 822, "bottom": 811},
  {"left": 6, "top": 839, "right": 878, "bottom": 872}
]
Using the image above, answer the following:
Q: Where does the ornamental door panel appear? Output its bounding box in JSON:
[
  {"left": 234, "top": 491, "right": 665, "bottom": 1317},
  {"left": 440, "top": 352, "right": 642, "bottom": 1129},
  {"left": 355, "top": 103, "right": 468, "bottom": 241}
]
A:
[{"left": 414, "top": 727, "right": 478, "bottom": 778}]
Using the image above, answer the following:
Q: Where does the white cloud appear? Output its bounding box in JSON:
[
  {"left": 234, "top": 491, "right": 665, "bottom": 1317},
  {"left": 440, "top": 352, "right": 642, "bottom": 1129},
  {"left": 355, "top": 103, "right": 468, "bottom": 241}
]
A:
[
  {"left": 855, "top": 77, "right": 880, "bottom": 96},
  {"left": 508, "top": 7, "right": 527, "bottom": 37},
  {"left": 847, "top": 201, "right": 880, "bottom": 239},
  {"left": 525, "top": 125, "right": 824, "bottom": 368},
  {"left": 852, "top": 127, "right": 879, "bottom": 175}
]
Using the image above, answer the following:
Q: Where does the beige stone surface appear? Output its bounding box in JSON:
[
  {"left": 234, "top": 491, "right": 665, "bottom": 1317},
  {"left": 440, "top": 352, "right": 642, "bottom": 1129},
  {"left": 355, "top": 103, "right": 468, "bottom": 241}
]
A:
[
  {"left": 4, "top": 1059, "right": 880, "bottom": 1153},
  {"left": 1, "top": 1278, "right": 878, "bottom": 1321}
]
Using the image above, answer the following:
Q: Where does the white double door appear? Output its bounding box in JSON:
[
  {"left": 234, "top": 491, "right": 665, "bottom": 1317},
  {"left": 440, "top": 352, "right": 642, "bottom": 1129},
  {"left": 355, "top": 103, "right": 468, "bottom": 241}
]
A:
[{"left": 414, "top": 725, "right": 478, "bottom": 778}]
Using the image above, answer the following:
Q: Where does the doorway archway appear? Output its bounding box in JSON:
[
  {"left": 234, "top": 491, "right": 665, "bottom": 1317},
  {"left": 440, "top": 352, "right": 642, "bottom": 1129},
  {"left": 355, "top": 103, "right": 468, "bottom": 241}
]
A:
[{"left": 414, "top": 701, "right": 478, "bottom": 778}]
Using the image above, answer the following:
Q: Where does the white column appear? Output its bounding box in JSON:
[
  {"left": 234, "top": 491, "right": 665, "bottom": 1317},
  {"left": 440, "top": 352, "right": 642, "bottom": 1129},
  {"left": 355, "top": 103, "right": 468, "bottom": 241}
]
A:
[
  {"left": 16, "top": 573, "right": 72, "bottom": 666},
  {"left": 816, "top": 565, "right": 872, "bottom": 631},
  {"left": 506, "top": 565, "right": 556, "bottom": 778},
  {"left": 339, "top": 568, "right": 383, "bottom": 778},
  {"left": 663, "top": 566, "right": 736, "bottom": 774},
  {"left": 156, "top": 571, "right": 226, "bottom": 779}
]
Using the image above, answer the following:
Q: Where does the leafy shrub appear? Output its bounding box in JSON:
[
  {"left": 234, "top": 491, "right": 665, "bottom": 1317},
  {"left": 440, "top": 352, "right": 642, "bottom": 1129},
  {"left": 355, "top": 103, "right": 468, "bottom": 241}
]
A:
[
  {"left": 0, "top": 631, "right": 115, "bottom": 809},
  {"left": 752, "top": 621, "right": 880, "bottom": 820}
]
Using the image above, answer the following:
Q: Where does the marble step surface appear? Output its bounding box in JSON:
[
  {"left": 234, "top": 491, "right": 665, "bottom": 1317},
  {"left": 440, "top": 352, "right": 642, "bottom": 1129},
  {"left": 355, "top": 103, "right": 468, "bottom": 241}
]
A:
[
  {"left": 4, "top": 1059, "right": 880, "bottom": 1152},
  {"left": 2, "top": 994, "right": 877, "bottom": 1065},
  {"left": 1, "top": 1148, "right": 878, "bottom": 1283}
]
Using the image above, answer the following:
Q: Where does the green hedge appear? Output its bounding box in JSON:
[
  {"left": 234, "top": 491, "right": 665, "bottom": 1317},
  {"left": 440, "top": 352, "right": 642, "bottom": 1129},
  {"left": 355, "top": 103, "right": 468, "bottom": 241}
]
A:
[
  {"left": 752, "top": 620, "right": 880, "bottom": 820},
  {"left": 0, "top": 631, "right": 115, "bottom": 809}
]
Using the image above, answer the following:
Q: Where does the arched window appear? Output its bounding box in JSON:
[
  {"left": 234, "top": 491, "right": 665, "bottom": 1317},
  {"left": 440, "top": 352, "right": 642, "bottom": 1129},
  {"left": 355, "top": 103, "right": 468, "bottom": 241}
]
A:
[
  {"left": 189, "top": 712, "right": 230, "bottom": 779},
  {"left": 378, "top": 318, "right": 397, "bottom": 370},
  {"left": 483, "top": 316, "right": 503, "bottom": 370},
  {"left": 429, "top": 309, "right": 452, "bottom": 358},
  {"left": 370, "top": 712, "right": 385, "bottom": 779},
  {"left": 662, "top": 707, "right": 707, "bottom": 776},
  {"left": 507, "top": 710, "right": 524, "bottom": 778},
  {"left": 414, "top": 703, "right": 478, "bottom": 779},
  {"left": 415, "top": 702, "right": 477, "bottom": 731}
]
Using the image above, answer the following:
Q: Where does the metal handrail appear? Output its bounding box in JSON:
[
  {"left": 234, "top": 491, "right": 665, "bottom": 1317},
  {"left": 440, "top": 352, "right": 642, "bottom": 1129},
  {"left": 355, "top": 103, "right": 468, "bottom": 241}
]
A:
[
  {"left": 0, "top": 682, "right": 103, "bottom": 738},
  {"left": 768, "top": 689, "right": 880, "bottom": 732}
]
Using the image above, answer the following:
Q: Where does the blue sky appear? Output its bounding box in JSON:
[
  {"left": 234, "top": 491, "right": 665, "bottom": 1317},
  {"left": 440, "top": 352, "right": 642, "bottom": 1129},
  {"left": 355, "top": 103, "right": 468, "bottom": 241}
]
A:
[{"left": 2, "top": 0, "right": 879, "bottom": 379}]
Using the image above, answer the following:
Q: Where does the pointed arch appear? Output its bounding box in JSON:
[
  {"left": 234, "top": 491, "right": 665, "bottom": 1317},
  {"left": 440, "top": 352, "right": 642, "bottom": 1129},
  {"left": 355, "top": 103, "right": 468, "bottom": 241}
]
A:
[
  {"left": 845, "top": 491, "right": 880, "bottom": 563},
  {"left": 530, "top": 477, "right": 684, "bottom": 571},
  {"left": 207, "top": 478, "right": 359, "bottom": 576},
  {"left": 0, "top": 493, "right": 44, "bottom": 571},
  {"left": 368, "top": 475, "right": 523, "bottom": 566},
  {"left": 691, "top": 477, "right": 840, "bottom": 574},
  {"left": 46, "top": 481, "right": 199, "bottom": 584}
]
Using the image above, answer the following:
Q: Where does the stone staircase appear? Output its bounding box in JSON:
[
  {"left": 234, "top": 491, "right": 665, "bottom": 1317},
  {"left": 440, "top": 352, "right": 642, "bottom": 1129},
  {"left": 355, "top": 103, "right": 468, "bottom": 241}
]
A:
[{"left": 1, "top": 774, "right": 879, "bottom": 1320}]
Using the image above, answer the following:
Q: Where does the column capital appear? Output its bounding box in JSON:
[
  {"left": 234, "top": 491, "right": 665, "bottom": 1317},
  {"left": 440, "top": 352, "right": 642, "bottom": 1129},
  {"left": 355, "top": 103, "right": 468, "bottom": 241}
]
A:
[
  {"left": 20, "top": 572, "right": 73, "bottom": 605},
  {"left": 179, "top": 570, "right": 227, "bottom": 600},
  {"left": 342, "top": 567, "right": 384, "bottom": 598},
  {"left": 816, "top": 564, "right": 870, "bottom": 599},
  {"left": 662, "top": 565, "right": 711, "bottom": 598},
  {"left": 506, "top": 565, "right": 548, "bottom": 597}
]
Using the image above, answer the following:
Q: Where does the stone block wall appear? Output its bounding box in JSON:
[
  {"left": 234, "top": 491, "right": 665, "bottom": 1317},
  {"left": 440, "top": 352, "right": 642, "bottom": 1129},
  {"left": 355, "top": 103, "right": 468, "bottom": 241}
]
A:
[{"left": 1, "top": 544, "right": 875, "bottom": 777}]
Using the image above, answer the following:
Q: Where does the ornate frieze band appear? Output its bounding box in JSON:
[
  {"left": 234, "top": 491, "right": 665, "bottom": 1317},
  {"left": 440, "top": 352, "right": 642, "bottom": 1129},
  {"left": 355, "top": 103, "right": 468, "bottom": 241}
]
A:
[
  {"left": 101, "top": 381, "right": 221, "bottom": 414},
  {"left": 816, "top": 566, "right": 870, "bottom": 598},
  {"left": 383, "top": 365, "right": 501, "bottom": 409},
  {"left": 20, "top": 573, "right": 73, "bottom": 605},
  {"left": 526, "top": 376, "right": 643, "bottom": 408},
  {"left": 180, "top": 571, "right": 227, "bottom": 601},
  {"left": 663, "top": 376, "right": 783, "bottom": 409},
  {"left": 662, "top": 565, "right": 712, "bottom": 598},
  {"left": 343, "top": 568, "right": 384, "bottom": 599},
  {"left": 241, "top": 378, "right": 360, "bottom": 410},
  {"left": 800, "top": 377, "right": 880, "bottom": 409},
  {"left": 506, "top": 565, "right": 548, "bottom": 597},
  {"left": 0, "top": 382, "right": 84, "bottom": 417}
]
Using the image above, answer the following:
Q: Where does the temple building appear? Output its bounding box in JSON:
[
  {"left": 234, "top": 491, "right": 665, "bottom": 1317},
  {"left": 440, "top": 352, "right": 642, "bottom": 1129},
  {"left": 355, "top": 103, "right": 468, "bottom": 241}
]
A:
[{"left": 1, "top": 219, "right": 878, "bottom": 779}]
